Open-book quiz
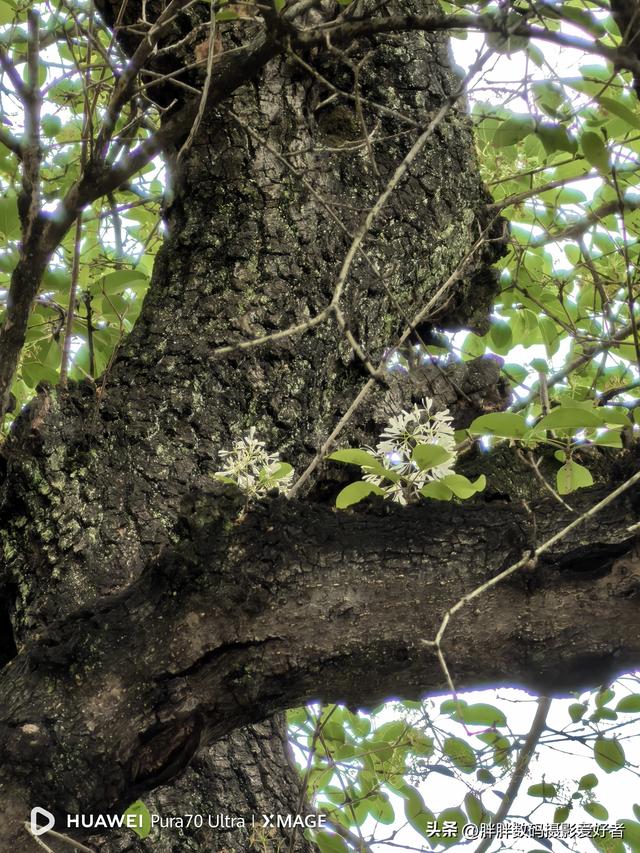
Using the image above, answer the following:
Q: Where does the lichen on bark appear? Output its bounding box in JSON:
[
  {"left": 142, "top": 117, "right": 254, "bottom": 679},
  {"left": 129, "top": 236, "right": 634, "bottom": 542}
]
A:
[{"left": 0, "top": 6, "right": 508, "bottom": 850}]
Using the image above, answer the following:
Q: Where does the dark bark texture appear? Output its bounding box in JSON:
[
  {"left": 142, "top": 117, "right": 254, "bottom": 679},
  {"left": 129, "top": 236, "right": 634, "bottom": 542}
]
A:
[{"left": 0, "top": 1, "right": 636, "bottom": 851}]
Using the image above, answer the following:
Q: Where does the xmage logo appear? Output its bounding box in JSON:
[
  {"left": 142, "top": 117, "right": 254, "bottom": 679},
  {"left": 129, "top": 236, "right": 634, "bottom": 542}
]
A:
[
  {"left": 30, "top": 807, "right": 55, "bottom": 837},
  {"left": 261, "top": 813, "right": 327, "bottom": 829}
]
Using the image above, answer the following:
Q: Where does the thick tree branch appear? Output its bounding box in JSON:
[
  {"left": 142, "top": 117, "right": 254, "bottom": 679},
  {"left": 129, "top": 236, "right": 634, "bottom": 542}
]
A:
[
  {"left": 297, "top": 11, "right": 640, "bottom": 80},
  {"left": 0, "top": 477, "right": 638, "bottom": 830}
]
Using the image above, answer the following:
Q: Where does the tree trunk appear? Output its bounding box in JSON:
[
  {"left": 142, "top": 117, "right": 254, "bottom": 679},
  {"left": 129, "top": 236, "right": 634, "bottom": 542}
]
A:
[{"left": 2, "top": 5, "right": 633, "bottom": 852}]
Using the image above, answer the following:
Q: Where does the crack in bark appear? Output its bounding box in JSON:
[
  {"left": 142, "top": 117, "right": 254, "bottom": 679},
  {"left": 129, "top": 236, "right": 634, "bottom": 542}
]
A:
[{"left": 154, "top": 637, "right": 284, "bottom": 681}]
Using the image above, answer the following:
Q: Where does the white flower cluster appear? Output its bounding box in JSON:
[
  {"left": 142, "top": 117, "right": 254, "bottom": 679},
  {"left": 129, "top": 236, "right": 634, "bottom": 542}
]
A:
[
  {"left": 363, "top": 397, "right": 457, "bottom": 504},
  {"left": 214, "top": 427, "right": 294, "bottom": 499}
]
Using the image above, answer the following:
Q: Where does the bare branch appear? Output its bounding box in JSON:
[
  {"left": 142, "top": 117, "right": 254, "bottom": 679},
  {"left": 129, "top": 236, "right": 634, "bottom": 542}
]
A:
[
  {"left": 532, "top": 197, "right": 640, "bottom": 246},
  {"left": 513, "top": 321, "right": 635, "bottom": 411},
  {"left": 473, "top": 697, "right": 553, "bottom": 853},
  {"left": 294, "top": 11, "right": 640, "bottom": 81},
  {"left": 94, "top": 0, "right": 188, "bottom": 159},
  {"left": 18, "top": 9, "right": 43, "bottom": 238}
]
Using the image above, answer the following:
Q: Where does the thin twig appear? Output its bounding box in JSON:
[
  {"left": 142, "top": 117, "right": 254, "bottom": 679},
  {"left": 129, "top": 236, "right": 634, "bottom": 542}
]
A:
[
  {"left": 178, "top": 0, "right": 218, "bottom": 160},
  {"left": 513, "top": 322, "right": 634, "bottom": 412},
  {"left": 473, "top": 697, "right": 553, "bottom": 853},
  {"left": 429, "top": 467, "right": 640, "bottom": 694},
  {"left": 516, "top": 449, "right": 575, "bottom": 513}
]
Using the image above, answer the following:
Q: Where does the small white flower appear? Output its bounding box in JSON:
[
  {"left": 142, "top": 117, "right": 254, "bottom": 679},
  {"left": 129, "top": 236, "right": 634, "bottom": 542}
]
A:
[
  {"left": 363, "top": 398, "right": 457, "bottom": 502},
  {"left": 215, "top": 427, "right": 294, "bottom": 499}
]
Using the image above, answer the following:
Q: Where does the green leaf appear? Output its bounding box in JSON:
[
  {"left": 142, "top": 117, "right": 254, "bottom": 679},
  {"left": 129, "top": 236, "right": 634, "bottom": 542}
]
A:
[
  {"left": 287, "top": 707, "right": 308, "bottom": 726},
  {"left": 438, "top": 474, "right": 486, "bottom": 499},
  {"left": 526, "top": 43, "right": 544, "bottom": 66},
  {"left": 528, "top": 782, "right": 557, "bottom": 798},
  {"left": 553, "top": 187, "right": 587, "bottom": 204},
  {"left": 411, "top": 444, "right": 451, "bottom": 470},
  {"left": 493, "top": 115, "right": 536, "bottom": 147},
  {"left": 616, "top": 694, "right": 640, "bottom": 713},
  {"left": 486, "top": 28, "right": 529, "bottom": 54},
  {"left": 335, "top": 481, "right": 385, "bottom": 509},
  {"left": 590, "top": 707, "right": 618, "bottom": 723},
  {"left": 620, "top": 820, "right": 640, "bottom": 850},
  {"left": 41, "top": 114, "right": 62, "bottom": 137},
  {"left": 214, "top": 475, "right": 237, "bottom": 485},
  {"left": 584, "top": 801, "right": 609, "bottom": 821},
  {"left": 407, "top": 730, "right": 434, "bottom": 756},
  {"left": 404, "top": 785, "right": 436, "bottom": 837},
  {"left": 322, "top": 721, "right": 346, "bottom": 745},
  {"left": 270, "top": 462, "right": 293, "bottom": 481},
  {"left": 593, "top": 430, "right": 623, "bottom": 448},
  {"left": 581, "top": 131, "right": 609, "bottom": 173},
  {"left": 536, "top": 407, "right": 603, "bottom": 431},
  {"left": 0, "top": 0, "right": 16, "bottom": 24},
  {"left": 560, "top": 5, "right": 605, "bottom": 35},
  {"left": 578, "top": 773, "right": 599, "bottom": 790},
  {"left": 461, "top": 332, "right": 485, "bottom": 359},
  {"left": 477, "top": 768, "right": 495, "bottom": 784},
  {"left": 315, "top": 831, "right": 350, "bottom": 853},
  {"left": 532, "top": 81, "right": 566, "bottom": 116},
  {"left": 489, "top": 320, "right": 512, "bottom": 352},
  {"left": 368, "top": 792, "right": 395, "bottom": 825},
  {"left": 597, "top": 96, "right": 640, "bottom": 130},
  {"left": 122, "top": 801, "right": 151, "bottom": 839},
  {"left": 535, "top": 123, "right": 578, "bottom": 156},
  {"left": 457, "top": 703, "right": 507, "bottom": 728},
  {"left": 539, "top": 316, "right": 560, "bottom": 356},
  {"left": 329, "top": 448, "right": 380, "bottom": 468},
  {"left": 593, "top": 736, "right": 625, "bottom": 773},
  {"left": 503, "top": 363, "right": 528, "bottom": 385},
  {"left": 464, "top": 792, "right": 484, "bottom": 824},
  {"left": 216, "top": 6, "right": 241, "bottom": 19},
  {"left": 336, "top": 451, "right": 399, "bottom": 484},
  {"left": 530, "top": 358, "right": 549, "bottom": 375},
  {"left": 100, "top": 269, "right": 148, "bottom": 295},
  {"left": 598, "top": 406, "right": 631, "bottom": 426},
  {"left": 21, "top": 361, "right": 59, "bottom": 387},
  {"left": 568, "top": 702, "right": 587, "bottom": 722},
  {"left": 469, "top": 412, "right": 529, "bottom": 438},
  {"left": 595, "top": 687, "right": 615, "bottom": 708},
  {"left": 420, "top": 481, "right": 453, "bottom": 501},
  {"left": 0, "top": 196, "right": 20, "bottom": 239},
  {"left": 557, "top": 461, "right": 593, "bottom": 495},
  {"left": 375, "top": 720, "right": 407, "bottom": 743},
  {"left": 443, "top": 736, "right": 476, "bottom": 773}
]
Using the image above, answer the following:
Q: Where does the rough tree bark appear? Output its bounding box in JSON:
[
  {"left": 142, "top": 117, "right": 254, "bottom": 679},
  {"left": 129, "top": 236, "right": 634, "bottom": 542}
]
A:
[{"left": 0, "top": 2, "right": 638, "bottom": 851}]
